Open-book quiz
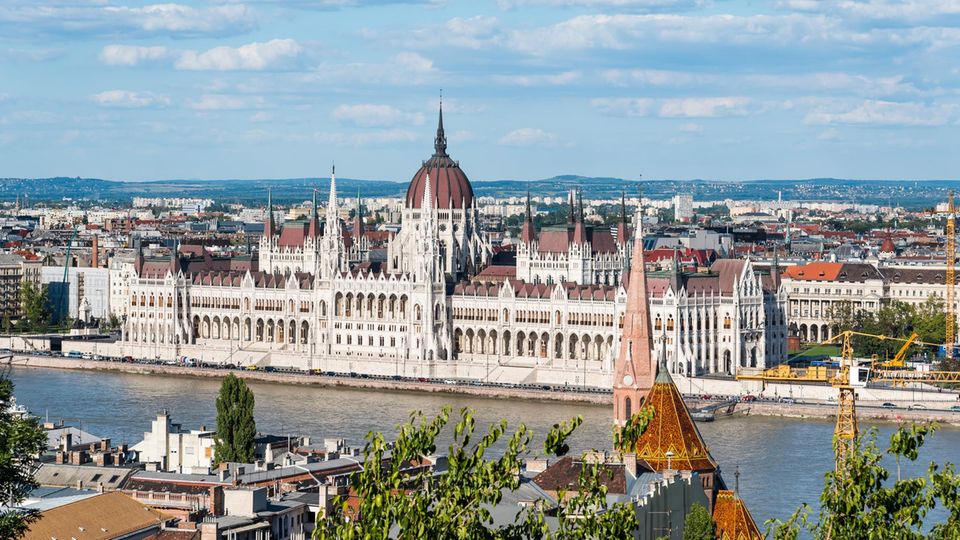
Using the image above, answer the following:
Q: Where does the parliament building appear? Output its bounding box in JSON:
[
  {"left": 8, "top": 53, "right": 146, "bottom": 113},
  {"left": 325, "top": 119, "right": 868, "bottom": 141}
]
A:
[{"left": 118, "top": 107, "right": 787, "bottom": 387}]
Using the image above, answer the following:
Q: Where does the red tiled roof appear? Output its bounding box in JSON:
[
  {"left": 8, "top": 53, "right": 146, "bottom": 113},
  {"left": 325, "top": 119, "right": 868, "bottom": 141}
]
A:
[
  {"left": 278, "top": 222, "right": 308, "bottom": 248},
  {"left": 535, "top": 227, "right": 619, "bottom": 254},
  {"left": 782, "top": 262, "right": 843, "bottom": 282}
]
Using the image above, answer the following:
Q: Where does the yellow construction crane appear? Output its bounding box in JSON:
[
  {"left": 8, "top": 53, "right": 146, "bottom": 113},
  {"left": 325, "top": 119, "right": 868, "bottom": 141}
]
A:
[
  {"left": 738, "top": 330, "right": 922, "bottom": 383},
  {"left": 947, "top": 191, "right": 956, "bottom": 361},
  {"left": 738, "top": 330, "right": 960, "bottom": 468}
]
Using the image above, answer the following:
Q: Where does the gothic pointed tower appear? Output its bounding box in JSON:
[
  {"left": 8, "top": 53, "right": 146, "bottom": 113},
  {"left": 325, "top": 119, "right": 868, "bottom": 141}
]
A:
[
  {"left": 613, "top": 204, "right": 656, "bottom": 426},
  {"left": 306, "top": 188, "right": 321, "bottom": 240},
  {"left": 519, "top": 190, "right": 536, "bottom": 245},
  {"left": 264, "top": 188, "right": 276, "bottom": 237},
  {"left": 320, "top": 165, "right": 344, "bottom": 277}
]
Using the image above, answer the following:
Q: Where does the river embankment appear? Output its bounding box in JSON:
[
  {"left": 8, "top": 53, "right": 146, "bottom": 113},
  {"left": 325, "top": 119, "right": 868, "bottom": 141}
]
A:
[{"left": 12, "top": 354, "right": 960, "bottom": 425}]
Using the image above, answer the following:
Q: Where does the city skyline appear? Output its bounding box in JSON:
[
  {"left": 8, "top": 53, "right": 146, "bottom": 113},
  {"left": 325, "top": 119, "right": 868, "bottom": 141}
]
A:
[{"left": 3, "top": 1, "right": 960, "bottom": 182}]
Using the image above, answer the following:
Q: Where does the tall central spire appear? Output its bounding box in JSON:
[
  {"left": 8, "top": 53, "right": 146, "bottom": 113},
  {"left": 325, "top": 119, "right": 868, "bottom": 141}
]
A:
[
  {"left": 328, "top": 164, "right": 338, "bottom": 212},
  {"left": 434, "top": 95, "right": 447, "bottom": 157}
]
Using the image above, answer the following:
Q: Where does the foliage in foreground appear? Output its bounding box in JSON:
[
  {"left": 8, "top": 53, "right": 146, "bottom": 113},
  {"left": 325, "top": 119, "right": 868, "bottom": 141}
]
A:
[
  {"left": 314, "top": 405, "right": 654, "bottom": 539},
  {"left": 0, "top": 371, "right": 48, "bottom": 539},
  {"left": 767, "top": 423, "right": 960, "bottom": 540},
  {"left": 214, "top": 373, "right": 256, "bottom": 464},
  {"left": 682, "top": 503, "right": 715, "bottom": 540}
]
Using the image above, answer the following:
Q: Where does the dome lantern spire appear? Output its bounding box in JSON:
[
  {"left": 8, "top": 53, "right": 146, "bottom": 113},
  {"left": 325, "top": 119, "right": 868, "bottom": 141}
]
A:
[{"left": 434, "top": 94, "right": 448, "bottom": 157}]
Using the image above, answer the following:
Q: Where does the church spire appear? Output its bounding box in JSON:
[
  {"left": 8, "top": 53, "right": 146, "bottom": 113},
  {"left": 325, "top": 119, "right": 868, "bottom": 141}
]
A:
[
  {"left": 434, "top": 95, "right": 447, "bottom": 157},
  {"left": 520, "top": 189, "right": 536, "bottom": 244},
  {"left": 572, "top": 189, "right": 587, "bottom": 244},
  {"left": 324, "top": 164, "right": 342, "bottom": 245},
  {"left": 613, "top": 184, "right": 656, "bottom": 427},
  {"left": 621, "top": 190, "right": 627, "bottom": 224},
  {"left": 307, "top": 187, "right": 321, "bottom": 239},
  {"left": 353, "top": 188, "right": 365, "bottom": 240},
  {"left": 616, "top": 189, "right": 630, "bottom": 248},
  {"left": 328, "top": 164, "right": 338, "bottom": 212},
  {"left": 264, "top": 188, "right": 276, "bottom": 237}
]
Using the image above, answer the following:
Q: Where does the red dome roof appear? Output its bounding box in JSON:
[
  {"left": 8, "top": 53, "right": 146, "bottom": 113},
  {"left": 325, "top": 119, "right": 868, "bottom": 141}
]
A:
[
  {"left": 881, "top": 237, "right": 896, "bottom": 253},
  {"left": 405, "top": 104, "right": 474, "bottom": 210}
]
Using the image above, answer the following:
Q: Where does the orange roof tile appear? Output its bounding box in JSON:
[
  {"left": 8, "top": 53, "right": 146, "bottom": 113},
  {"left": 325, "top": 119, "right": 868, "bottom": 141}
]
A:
[
  {"left": 25, "top": 492, "right": 168, "bottom": 540},
  {"left": 782, "top": 262, "right": 843, "bottom": 281},
  {"left": 713, "top": 490, "right": 763, "bottom": 540},
  {"left": 634, "top": 366, "right": 717, "bottom": 473}
]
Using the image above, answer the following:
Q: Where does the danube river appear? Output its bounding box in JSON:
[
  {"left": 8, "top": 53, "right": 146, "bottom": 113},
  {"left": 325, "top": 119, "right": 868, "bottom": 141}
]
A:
[{"left": 11, "top": 366, "right": 960, "bottom": 528}]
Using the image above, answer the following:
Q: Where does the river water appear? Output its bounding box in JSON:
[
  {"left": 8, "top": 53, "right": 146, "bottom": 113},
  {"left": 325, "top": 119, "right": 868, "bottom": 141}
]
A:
[{"left": 10, "top": 366, "right": 960, "bottom": 529}]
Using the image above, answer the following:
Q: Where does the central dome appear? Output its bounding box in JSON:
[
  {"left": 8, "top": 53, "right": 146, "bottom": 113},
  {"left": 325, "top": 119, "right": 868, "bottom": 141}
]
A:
[{"left": 405, "top": 104, "right": 474, "bottom": 210}]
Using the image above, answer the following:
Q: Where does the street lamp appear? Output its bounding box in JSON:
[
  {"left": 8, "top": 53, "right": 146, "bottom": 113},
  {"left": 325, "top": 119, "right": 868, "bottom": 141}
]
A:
[{"left": 665, "top": 450, "right": 674, "bottom": 471}]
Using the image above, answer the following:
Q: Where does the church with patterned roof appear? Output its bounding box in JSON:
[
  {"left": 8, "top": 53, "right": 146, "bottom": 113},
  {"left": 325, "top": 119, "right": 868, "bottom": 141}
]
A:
[{"left": 613, "top": 223, "right": 762, "bottom": 538}]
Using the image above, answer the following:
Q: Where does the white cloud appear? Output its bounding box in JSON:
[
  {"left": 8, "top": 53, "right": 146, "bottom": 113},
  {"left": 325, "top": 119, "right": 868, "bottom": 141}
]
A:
[
  {"left": 498, "top": 0, "right": 701, "bottom": 9},
  {"left": 92, "top": 90, "right": 171, "bottom": 108},
  {"left": 792, "top": 0, "right": 960, "bottom": 23},
  {"left": 396, "top": 16, "right": 502, "bottom": 50},
  {"left": 493, "top": 71, "right": 581, "bottom": 86},
  {"left": 601, "top": 68, "right": 715, "bottom": 86},
  {"left": 591, "top": 97, "right": 751, "bottom": 117},
  {"left": 393, "top": 51, "right": 434, "bottom": 73},
  {"left": 249, "top": 111, "right": 274, "bottom": 123},
  {"left": 502, "top": 13, "right": 841, "bottom": 55},
  {"left": 175, "top": 39, "right": 303, "bottom": 71},
  {"left": 678, "top": 122, "right": 703, "bottom": 133},
  {"left": 0, "top": 2, "right": 257, "bottom": 38},
  {"left": 187, "top": 94, "right": 261, "bottom": 110},
  {"left": 497, "top": 127, "right": 559, "bottom": 146},
  {"left": 332, "top": 104, "right": 425, "bottom": 127},
  {"left": 298, "top": 52, "right": 438, "bottom": 87},
  {"left": 804, "top": 99, "right": 958, "bottom": 126},
  {"left": 0, "top": 47, "right": 63, "bottom": 62},
  {"left": 817, "top": 128, "right": 841, "bottom": 140},
  {"left": 314, "top": 129, "right": 418, "bottom": 146},
  {"left": 100, "top": 44, "right": 170, "bottom": 66},
  {"left": 0, "top": 110, "right": 61, "bottom": 125}
]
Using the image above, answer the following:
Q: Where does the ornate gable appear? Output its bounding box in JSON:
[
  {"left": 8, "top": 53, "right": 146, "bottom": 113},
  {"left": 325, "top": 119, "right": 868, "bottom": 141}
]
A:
[
  {"left": 713, "top": 490, "right": 762, "bottom": 540},
  {"left": 634, "top": 365, "right": 717, "bottom": 473}
]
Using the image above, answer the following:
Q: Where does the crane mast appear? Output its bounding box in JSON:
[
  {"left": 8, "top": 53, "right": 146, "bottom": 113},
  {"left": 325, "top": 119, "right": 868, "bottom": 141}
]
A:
[{"left": 948, "top": 191, "right": 956, "bottom": 361}]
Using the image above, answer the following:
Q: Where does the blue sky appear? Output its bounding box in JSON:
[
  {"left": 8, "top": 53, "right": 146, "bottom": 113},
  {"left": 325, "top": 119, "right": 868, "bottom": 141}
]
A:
[{"left": 2, "top": 0, "right": 960, "bottom": 182}]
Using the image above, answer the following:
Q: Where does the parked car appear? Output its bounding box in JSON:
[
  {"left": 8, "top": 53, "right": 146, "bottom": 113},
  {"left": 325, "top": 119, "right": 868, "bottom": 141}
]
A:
[
  {"left": 740, "top": 394, "right": 757, "bottom": 402},
  {"left": 881, "top": 402, "right": 897, "bottom": 409},
  {"left": 909, "top": 404, "right": 927, "bottom": 410},
  {"left": 950, "top": 405, "right": 960, "bottom": 412}
]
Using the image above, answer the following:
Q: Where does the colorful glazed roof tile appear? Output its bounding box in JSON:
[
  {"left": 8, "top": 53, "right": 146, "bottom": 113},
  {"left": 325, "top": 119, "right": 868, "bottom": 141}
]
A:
[
  {"left": 634, "top": 365, "right": 717, "bottom": 473},
  {"left": 713, "top": 490, "right": 763, "bottom": 540}
]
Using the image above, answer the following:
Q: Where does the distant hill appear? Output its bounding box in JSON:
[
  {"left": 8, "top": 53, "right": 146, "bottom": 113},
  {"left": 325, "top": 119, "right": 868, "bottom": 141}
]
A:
[{"left": 1, "top": 175, "right": 958, "bottom": 209}]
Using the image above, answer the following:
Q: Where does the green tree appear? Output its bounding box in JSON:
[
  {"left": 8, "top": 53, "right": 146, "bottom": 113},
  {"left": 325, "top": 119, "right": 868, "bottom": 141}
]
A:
[
  {"left": 682, "top": 503, "right": 715, "bottom": 540},
  {"left": 214, "top": 374, "right": 256, "bottom": 464},
  {"left": 767, "top": 424, "right": 960, "bottom": 539},
  {"left": 0, "top": 372, "right": 48, "bottom": 539},
  {"left": 2, "top": 314, "right": 10, "bottom": 335},
  {"left": 315, "top": 406, "right": 654, "bottom": 539},
  {"left": 18, "top": 282, "right": 50, "bottom": 332}
]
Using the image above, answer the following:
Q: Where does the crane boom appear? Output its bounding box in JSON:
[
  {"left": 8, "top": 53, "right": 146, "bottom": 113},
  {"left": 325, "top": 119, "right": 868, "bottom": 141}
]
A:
[
  {"left": 736, "top": 329, "right": 960, "bottom": 471},
  {"left": 948, "top": 191, "right": 956, "bottom": 360}
]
